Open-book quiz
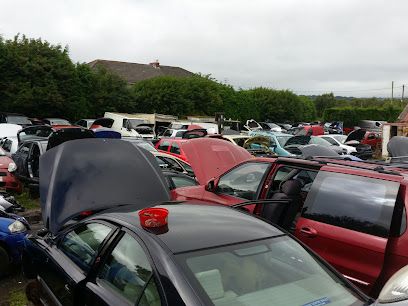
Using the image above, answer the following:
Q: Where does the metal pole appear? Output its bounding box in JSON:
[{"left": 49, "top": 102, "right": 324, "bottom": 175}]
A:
[{"left": 392, "top": 81, "right": 394, "bottom": 101}]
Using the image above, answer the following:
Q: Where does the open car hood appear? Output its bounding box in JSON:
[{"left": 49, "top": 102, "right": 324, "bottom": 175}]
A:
[
  {"left": 90, "top": 117, "right": 114, "bottom": 129},
  {"left": 40, "top": 139, "right": 170, "bottom": 234},
  {"left": 47, "top": 128, "right": 95, "bottom": 150},
  {"left": 299, "top": 144, "right": 339, "bottom": 158},
  {"left": 17, "top": 125, "right": 53, "bottom": 144},
  {"left": 181, "top": 138, "right": 252, "bottom": 184},
  {"left": 346, "top": 129, "right": 366, "bottom": 143}
]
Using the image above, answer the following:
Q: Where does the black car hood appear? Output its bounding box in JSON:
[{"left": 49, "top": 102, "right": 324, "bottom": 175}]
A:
[
  {"left": 47, "top": 128, "right": 95, "bottom": 150},
  {"left": 285, "top": 136, "right": 311, "bottom": 146},
  {"left": 388, "top": 136, "right": 408, "bottom": 158},
  {"left": 40, "top": 139, "right": 170, "bottom": 234},
  {"left": 346, "top": 129, "right": 366, "bottom": 143},
  {"left": 299, "top": 144, "right": 339, "bottom": 158}
]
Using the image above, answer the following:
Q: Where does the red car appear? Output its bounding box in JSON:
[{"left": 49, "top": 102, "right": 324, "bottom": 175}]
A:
[
  {"left": 156, "top": 138, "right": 190, "bottom": 161},
  {"left": 157, "top": 138, "right": 252, "bottom": 186},
  {"left": 362, "top": 131, "right": 382, "bottom": 149},
  {"left": 0, "top": 148, "right": 22, "bottom": 193},
  {"left": 174, "top": 155, "right": 408, "bottom": 297}
]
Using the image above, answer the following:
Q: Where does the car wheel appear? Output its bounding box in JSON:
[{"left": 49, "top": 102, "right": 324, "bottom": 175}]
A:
[{"left": 0, "top": 245, "right": 11, "bottom": 277}]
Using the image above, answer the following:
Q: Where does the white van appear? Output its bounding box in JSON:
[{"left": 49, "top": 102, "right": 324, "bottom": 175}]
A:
[{"left": 104, "top": 112, "right": 155, "bottom": 139}]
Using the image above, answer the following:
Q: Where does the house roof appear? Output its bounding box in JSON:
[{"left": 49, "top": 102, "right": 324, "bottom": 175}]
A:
[{"left": 88, "top": 59, "right": 194, "bottom": 84}]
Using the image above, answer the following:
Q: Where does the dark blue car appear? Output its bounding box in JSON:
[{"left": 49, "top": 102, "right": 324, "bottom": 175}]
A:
[
  {"left": 0, "top": 210, "right": 28, "bottom": 276},
  {"left": 23, "top": 139, "right": 370, "bottom": 306}
]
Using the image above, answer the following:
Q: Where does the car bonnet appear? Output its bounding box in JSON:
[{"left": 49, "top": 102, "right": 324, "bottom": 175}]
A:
[
  {"left": 180, "top": 138, "right": 252, "bottom": 184},
  {"left": 40, "top": 138, "right": 170, "bottom": 234},
  {"left": 345, "top": 129, "right": 366, "bottom": 143}
]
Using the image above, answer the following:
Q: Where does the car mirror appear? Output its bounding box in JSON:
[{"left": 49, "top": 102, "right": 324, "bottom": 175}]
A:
[
  {"left": 377, "top": 265, "right": 408, "bottom": 304},
  {"left": 205, "top": 178, "right": 216, "bottom": 192}
]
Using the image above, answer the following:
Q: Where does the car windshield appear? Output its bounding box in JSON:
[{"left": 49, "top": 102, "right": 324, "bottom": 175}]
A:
[
  {"left": 332, "top": 135, "right": 347, "bottom": 143},
  {"left": 135, "top": 142, "right": 157, "bottom": 152},
  {"left": 7, "top": 115, "right": 31, "bottom": 125},
  {"left": 276, "top": 136, "right": 292, "bottom": 147},
  {"left": 309, "top": 137, "right": 332, "bottom": 147},
  {"left": 50, "top": 119, "right": 71, "bottom": 125},
  {"left": 126, "top": 119, "right": 145, "bottom": 129},
  {"left": 177, "top": 236, "right": 365, "bottom": 306}
]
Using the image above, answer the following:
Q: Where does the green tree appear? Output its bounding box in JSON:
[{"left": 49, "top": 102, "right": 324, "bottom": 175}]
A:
[
  {"left": 314, "top": 93, "right": 336, "bottom": 118},
  {"left": 0, "top": 34, "right": 133, "bottom": 121}
]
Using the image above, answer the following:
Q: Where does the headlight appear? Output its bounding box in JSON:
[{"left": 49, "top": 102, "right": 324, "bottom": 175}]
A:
[
  {"left": 378, "top": 265, "right": 408, "bottom": 303},
  {"left": 8, "top": 162, "right": 17, "bottom": 173},
  {"left": 8, "top": 220, "right": 26, "bottom": 233}
]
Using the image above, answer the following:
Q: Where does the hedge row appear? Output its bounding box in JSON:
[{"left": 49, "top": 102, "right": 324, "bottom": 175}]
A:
[{"left": 323, "top": 105, "right": 403, "bottom": 127}]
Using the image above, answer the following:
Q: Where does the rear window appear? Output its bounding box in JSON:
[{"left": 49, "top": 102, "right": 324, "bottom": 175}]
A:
[
  {"left": 7, "top": 115, "right": 31, "bottom": 125},
  {"left": 302, "top": 171, "right": 400, "bottom": 237},
  {"left": 170, "top": 143, "right": 181, "bottom": 155},
  {"left": 177, "top": 236, "right": 366, "bottom": 306},
  {"left": 158, "top": 141, "right": 170, "bottom": 151}
]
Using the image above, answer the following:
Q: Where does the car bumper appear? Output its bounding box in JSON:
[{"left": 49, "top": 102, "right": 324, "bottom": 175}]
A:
[
  {"left": 0, "top": 171, "right": 22, "bottom": 193},
  {"left": 2, "top": 232, "right": 28, "bottom": 263}
]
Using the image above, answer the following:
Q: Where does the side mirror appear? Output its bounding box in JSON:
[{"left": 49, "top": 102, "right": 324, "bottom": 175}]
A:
[
  {"left": 377, "top": 265, "right": 408, "bottom": 304},
  {"left": 205, "top": 179, "right": 216, "bottom": 192}
]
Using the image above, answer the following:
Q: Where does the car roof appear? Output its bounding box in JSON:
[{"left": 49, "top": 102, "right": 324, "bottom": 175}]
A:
[{"left": 101, "top": 202, "right": 283, "bottom": 253}]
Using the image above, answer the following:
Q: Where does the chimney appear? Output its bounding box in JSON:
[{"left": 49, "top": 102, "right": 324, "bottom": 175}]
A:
[{"left": 149, "top": 59, "right": 160, "bottom": 69}]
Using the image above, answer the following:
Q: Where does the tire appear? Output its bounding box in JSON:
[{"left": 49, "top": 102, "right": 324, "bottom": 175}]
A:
[{"left": 0, "top": 245, "right": 11, "bottom": 277}]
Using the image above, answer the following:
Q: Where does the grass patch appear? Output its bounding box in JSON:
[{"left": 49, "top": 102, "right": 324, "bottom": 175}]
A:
[
  {"left": 8, "top": 289, "right": 27, "bottom": 306},
  {"left": 14, "top": 189, "right": 39, "bottom": 210}
]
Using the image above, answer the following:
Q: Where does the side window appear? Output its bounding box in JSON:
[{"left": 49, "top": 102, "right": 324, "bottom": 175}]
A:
[
  {"left": 179, "top": 160, "right": 195, "bottom": 176},
  {"left": 60, "top": 223, "right": 112, "bottom": 271},
  {"left": 158, "top": 141, "right": 170, "bottom": 151},
  {"left": 3, "top": 139, "right": 12, "bottom": 152},
  {"left": 98, "top": 233, "right": 162, "bottom": 305},
  {"left": 268, "top": 166, "right": 317, "bottom": 196},
  {"left": 170, "top": 143, "right": 180, "bottom": 155},
  {"left": 163, "top": 129, "right": 173, "bottom": 137},
  {"left": 216, "top": 162, "right": 270, "bottom": 200},
  {"left": 175, "top": 131, "right": 185, "bottom": 137},
  {"left": 18, "top": 143, "right": 31, "bottom": 156},
  {"left": 302, "top": 172, "right": 400, "bottom": 237},
  {"left": 322, "top": 137, "right": 338, "bottom": 146},
  {"left": 162, "top": 157, "right": 183, "bottom": 172},
  {"left": 170, "top": 176, "right": 198, "bottom": 189}
]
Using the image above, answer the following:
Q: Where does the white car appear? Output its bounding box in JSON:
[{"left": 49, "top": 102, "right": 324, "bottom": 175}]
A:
[
  {"left": 221, "top": 135, "right": 250, "bottom": 147},
  {"left": 318, "top": 134, "right": 357, "bottom": 155},
  {"left": 0, "top": 136, "right": 18, "bottom": 156}
]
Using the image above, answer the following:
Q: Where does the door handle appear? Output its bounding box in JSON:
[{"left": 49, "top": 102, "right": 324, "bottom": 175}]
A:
[{"left": 300, "top": 227, "right": 318, "bottom": 238}]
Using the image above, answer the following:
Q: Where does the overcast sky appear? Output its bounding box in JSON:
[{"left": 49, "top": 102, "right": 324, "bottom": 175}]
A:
[{"left": 1, "top": 0, "right": 407, "bottom": 97}]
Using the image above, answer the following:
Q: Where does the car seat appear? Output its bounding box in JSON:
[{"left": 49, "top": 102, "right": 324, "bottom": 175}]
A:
[
  {"left": 195, "top": 269, "right": 242, "bottom": 306},
  {"left": 262, "top": 179, "right": 302, "bottom": 230}
]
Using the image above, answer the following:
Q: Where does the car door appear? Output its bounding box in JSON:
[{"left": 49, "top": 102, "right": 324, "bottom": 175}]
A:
[
  {"left": 27, "top": 142, "right": 41, "bottom": 181},
  {"left": 84, "top": 230, "right": 164, "bottom": 306},
  {"left": 294, "top": 168, "right": 402, "bottom": 295},
  {"left": 38, "top": 222, "right": 116, "bottom": 306},
  {"left": 12, "top": 142, "right": 32, "bottom": 179},
  {"left": 211, "top": 161, "right": 272, "bottom": 207}
]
